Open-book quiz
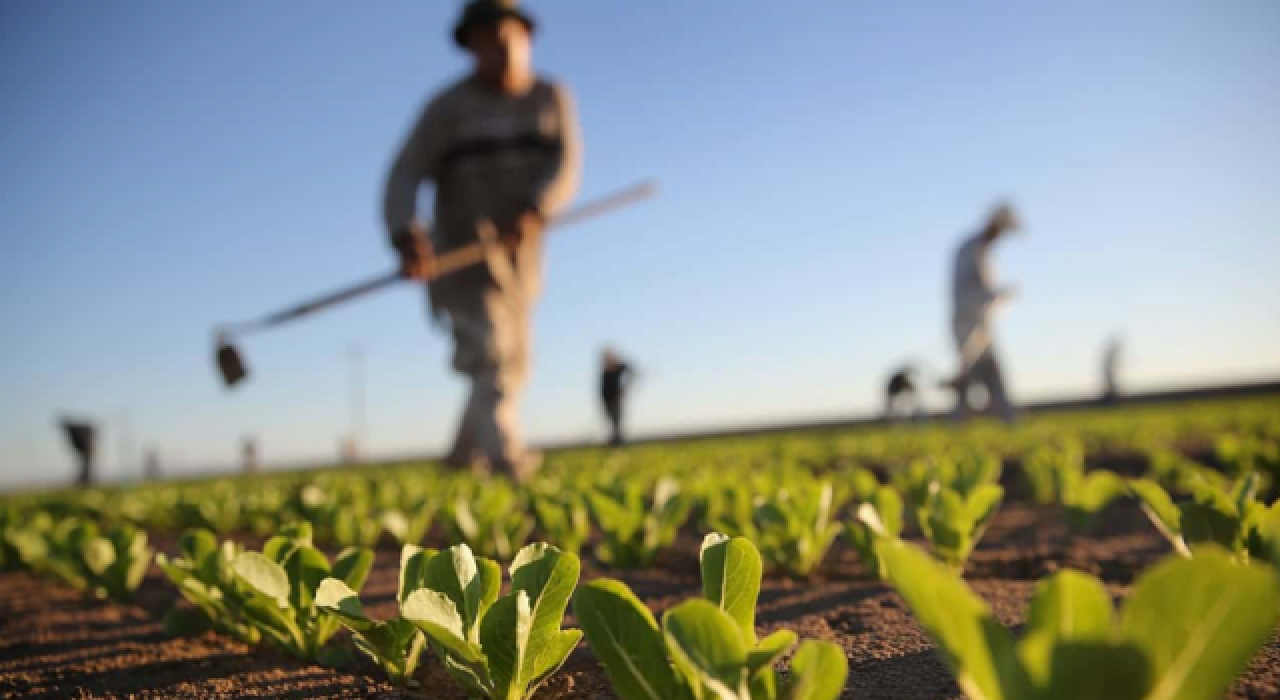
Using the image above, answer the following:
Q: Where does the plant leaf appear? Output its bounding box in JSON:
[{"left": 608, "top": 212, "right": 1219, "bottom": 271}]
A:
[
  {"left": 747, "top": 629, "right": 796, "bottom": 677},
  {"left": 876, "top": 538, "right": 1030, "bottom": 700},
  {"left": 510, "top": 543, "right": 580, "bottom": 687},
  {"left": 700, "top": 534, "right": 762, "bottom": 647},
  {"left": 662, "top": 599, "right": 749, "bottom": 695},
  {"left": 480, "top": 590, "right": 533, "bottom": 698},
  {"left": 401, "top": 588, "right": 486, "bottom": 664},
  {"left": 1119, "top": 548, "right": 1280, "bottom": 700},
  {"left": 574, "top": 579, "right": 688, "bottom": 700},
  {"left": 315, "top": 578, "right": 374, "bottom": 632},
  {"left": 234, "top": 551, "right": 291, "bottom": 608},
  {"left": 784, "top": 640, "right": 847, "bottom": 700},
  {"left": 332, "top": 547, "right": 374, "bottom": 592}
]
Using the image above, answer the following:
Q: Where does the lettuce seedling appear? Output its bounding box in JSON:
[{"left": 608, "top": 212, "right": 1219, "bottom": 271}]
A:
[
  {"left": 232, "top": 522, "right": 374, "bottom": 663},
  {"left": 588, "top": 478, "right": 691, "bottom": 568},
  {"left": 574, "top": 534, "right": 848, "bottom": 700},
  {"left": 875, "top": 536, "right": 1279, "bottom": 700},
  {"left": 752, "top": 479, "right": 843, "bottom": 577},
  {"left": 1022, "top": 440, "right": 1125, "bottom": 531},
  {"left": 156, "top": 528, "right": 259, "bottom": 643},
  {"left": 846, "top": 487, "right": 904, "bottom": 580},
  {"left": 916, "top": 482, "right": 1003, "bottom": 572},
  {"left": 1130, "top": 473, "right": 1275, "bottom": 561},
  {"left": 531, "top": 491, "right": 590, "bottom": 557},
  {"left": 401, "top": 542, "right": 581, "bottom": 700},
  {"left": 446, "top": 485, "right": 535, "bottom": 560},
  {"left": 315, "top": 545, "right": 435, "bottom": 686},
  {"left": 7, "top": 516, "right": 151, "bottom": 601}
]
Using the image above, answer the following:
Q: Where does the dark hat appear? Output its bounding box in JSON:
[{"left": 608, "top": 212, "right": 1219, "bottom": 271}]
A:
[{"left": 453, "top": 0, "right": 537, "bottom": 49}]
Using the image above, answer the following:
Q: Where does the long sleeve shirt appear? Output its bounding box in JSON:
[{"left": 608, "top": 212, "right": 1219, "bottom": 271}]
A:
[
  {"left": 383, "top": 75, "right": 582, "bottom": 256},
  {"left": 951, "top": 232, "right": 1001, "bottom": 350}
]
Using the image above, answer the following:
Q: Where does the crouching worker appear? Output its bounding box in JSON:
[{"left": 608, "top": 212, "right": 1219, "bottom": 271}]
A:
[{"left": 382, "top": 0, "right": 581, "bottom": 482}]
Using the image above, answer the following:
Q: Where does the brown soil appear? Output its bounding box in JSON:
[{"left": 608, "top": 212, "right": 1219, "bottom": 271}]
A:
[{"left": 3, "top": 491, "right": 1279, "bottom": 697}]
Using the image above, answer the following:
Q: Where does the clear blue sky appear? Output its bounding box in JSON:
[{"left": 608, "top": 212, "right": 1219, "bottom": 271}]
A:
[{"left": 2, "top": 1, "right": 1278, "bottom": 487}]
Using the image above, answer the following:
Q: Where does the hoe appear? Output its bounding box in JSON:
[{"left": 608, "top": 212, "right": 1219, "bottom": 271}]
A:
[{"left": 215, "top": 181, "right": 655, "bottom": 388}]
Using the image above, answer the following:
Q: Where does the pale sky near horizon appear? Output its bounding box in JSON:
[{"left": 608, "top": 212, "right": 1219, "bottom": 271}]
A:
[{"left": 2, "top": 1, "right": 1278, "bottom": 488}]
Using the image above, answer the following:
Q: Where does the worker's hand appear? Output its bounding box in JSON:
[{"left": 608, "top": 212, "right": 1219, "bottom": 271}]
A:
[
  {"left": 391, "top": 223, "right": 434, "bottom": 280},
  {"left": 501, "top": 208, "right": 545, "bottom": 250}
]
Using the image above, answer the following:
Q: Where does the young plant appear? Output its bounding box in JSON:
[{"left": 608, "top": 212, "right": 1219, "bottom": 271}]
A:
[
  {"left": 156, "top": 528, "right": 260, "bottom": 643},
  {"left": 8, "top": 517, "right": 152, "bottom": 601},
  {"left": 232, "top": 522, "right": 374, "bottom": 663},
  {"left": 446, "top": 485, "right": 534, "bottom": 560},
  {"left": 399, "top": 542, "right": 581, "bottom": 700},
  {"left": 531, "top": 491, "right": 590, "bottom": 557},
  {"left": 845, "top": 486, "right": 904, "bottom": 580},
  {"left": 588, "top": 477, "right": 691, "bottom": 567},
  {"left": 874, "top": 535, "right": 1279, "bottom": 700},
  {"left": 916, "top": 481, "right": 1003, "bottom": 572},
  {"left": 377, "top": 496, "right": 437, "bottom": 547},
  {"left": 574, "top": 533, "right": 848, "bottom": 700},
  {"left": 315, "top": 545, "right": 435, "bottom": 686},
  {"left": 1129, "top": 473, "right": 1274, "bottom": 561},
  {"left": 1022, "top": 440, "right": 1125, "bottom": 531},
  {"left": 752, "top": 479, "right": 843, "bottom": 577}
]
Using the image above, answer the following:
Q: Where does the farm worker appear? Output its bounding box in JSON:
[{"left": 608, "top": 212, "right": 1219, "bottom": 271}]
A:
[
  {"left": 1102, "top": 335, "right": 1123, "bottom": 403},
  {"left": 600, "top": 348, "right": 634, "bottom": 446},
  {"left": 884, "top": 365, "right": 922, "bottom": 422},
  {"left": 382, "top": 0, "right": 581, "bottom": 482},
  {"left": 947, "top": 202, "right": 1020, "bottom": 423}
]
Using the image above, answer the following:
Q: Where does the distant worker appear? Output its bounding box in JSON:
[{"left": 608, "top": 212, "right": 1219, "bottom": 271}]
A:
[
  {"left": 600, "top": 348, "right": 634, "bottom": 446},
  {"left": 144, "top": 449, "right": 162, "bottom": 480},
  {"left": 884, "top": 365, "right": 922, "bottom": 421},
  {"left": 1102, "top": 335, "right": 1124, "bottom": 403},
  {"left": 242, "top": 437, "right": 258, "bottom": 473},
  {"left": 58, "top": 417, "right": 97, "bottom": 487},
  {"left": 947, "top": 202, "right": 1021, "bottom": 423},
  {"left": 383, "top": 0, "right": 581, "bottom": 482}
]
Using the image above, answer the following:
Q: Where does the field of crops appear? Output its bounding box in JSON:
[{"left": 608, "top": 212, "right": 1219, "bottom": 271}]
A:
[{"left": 4, "top": 396, "right": 1280, "bottom": 699}]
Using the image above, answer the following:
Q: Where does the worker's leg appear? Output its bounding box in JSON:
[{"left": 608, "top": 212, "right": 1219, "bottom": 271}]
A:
[
  {"left": 463, "top": 285, "right": 535, "bottom": 480},
  {"left": 972, "top": 346, "right": 1016, "bottom": 424},
  {"left": 605, "top": 396, "right": 623, "bottom": 445}
]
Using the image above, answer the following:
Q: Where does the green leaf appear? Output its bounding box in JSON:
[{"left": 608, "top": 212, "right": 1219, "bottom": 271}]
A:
[
  {"left": 82, "top": 536, "right": 115, "bottom": 576},
  {"left": 315, "top": 578, "right": 374, "bottom": 632},
  {"left": 574, "top": 579, "right": 688, "bottom": 700},
  {"left": 332, "top": 547, "right": 374, "bottom": 591},
  {"left": 179, "top": 529, "right": 218, "bottom": 563},
  {"left": 700, "top": 533, "right": 762, "bottom": 647},
  {"left": 1033, "top": 640, "right": 1152, "bottom": 700},
  {"left": 1130, "top": 479, "right": 1189, "bottom": 556},
  {"left": 398, "top": 544, "right": 434, "bottom": 603},
  {"left": 282, "top": 544, "right": 330, "bottom": 611},
  {"left": 747, "top": 629, "right": 796, "bottom": 677},
  {"left": 662, "top": 599, "right": 749, "bottom": 696},
  {"left": 1120, "top": 548, "right": 1280, "bottom": 700},
  {"left": 424, "top": 544, "right": 499, "bottom": 636},
  {"left": 877, "top": 539, "right": 1030, "bottom": 700},
  {"left": 234, "top": 551, "right": 291, "bottom": 607},
  {"left": 510, "top": 543, "right": 581, "bottom": 687},
  {"left": 784, "top": 640, "right": 847, "bottom": 700},
  {"left": 1025, "top": 571, "right": 1114, "bottom": 641},
  {"left": 401, "top": 588, "right": 487, "bottom": 664},
  {"left": 480, "top": 590, "right": 533, "bottom": 698}
]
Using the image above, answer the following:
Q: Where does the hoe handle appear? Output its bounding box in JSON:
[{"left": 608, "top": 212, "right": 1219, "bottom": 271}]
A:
[{"left": 221, "top": 181, "right": 655, "bottom": 338}]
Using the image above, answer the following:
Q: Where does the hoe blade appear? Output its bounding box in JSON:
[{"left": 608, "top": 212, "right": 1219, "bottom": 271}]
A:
[{"left": 216, "top": 341, "right": 248, "bottom": 387}]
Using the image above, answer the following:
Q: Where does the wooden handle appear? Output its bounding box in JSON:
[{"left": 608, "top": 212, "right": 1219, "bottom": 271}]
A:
[{"left": 424, "top": 180, "right": 656, "bottom": 281}]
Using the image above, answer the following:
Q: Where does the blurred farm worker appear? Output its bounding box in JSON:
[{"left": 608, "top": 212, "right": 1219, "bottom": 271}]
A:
[
  {"left": 383, "top": 0, "right": 581, "bottom": 482},
  {"left": 947, "top": 202, "right": 1020, "bottom": 423},
  {"left": 600, "top": 348, "right": 634, "bottom": 446},
  {"left": 884, "top": 365, "right": 922, "bottom": 422},
  {"left": 1102, "top": 335, "right": 1124, "bottom": 403},
  {"left": 58, "top": 417, "right": 97, "bottom": 487}
]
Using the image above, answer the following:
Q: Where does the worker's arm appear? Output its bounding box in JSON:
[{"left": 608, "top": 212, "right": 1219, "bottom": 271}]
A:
[
  {"left": 529, "top": 82, "right": 582, "bottom": 222},
  {"left": 383, "top": 98, "right": 448, "bottom": 274}
]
